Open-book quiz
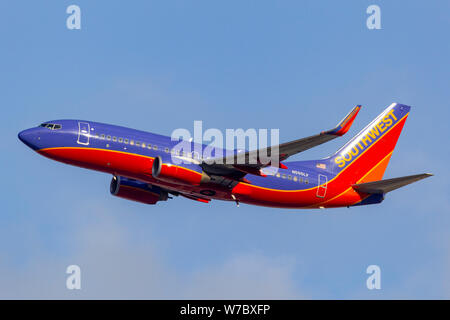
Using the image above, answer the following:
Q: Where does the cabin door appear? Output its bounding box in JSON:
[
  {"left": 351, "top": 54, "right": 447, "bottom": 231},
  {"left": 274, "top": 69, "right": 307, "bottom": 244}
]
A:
[
  {"left": 316, "top": 174, "right": 328, "bottom": 198},
  {"left": 77, "top": 122, "right": 90, "bottom": 145}
]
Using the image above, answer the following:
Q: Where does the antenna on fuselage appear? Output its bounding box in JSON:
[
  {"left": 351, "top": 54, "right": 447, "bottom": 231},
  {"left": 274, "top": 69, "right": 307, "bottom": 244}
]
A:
[{"left": 231, "top": 194, "right": 240, "bottom": 207}]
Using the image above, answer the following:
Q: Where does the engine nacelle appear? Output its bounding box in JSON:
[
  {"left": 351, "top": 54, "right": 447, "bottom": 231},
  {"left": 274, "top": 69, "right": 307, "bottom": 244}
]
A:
[
  {"left": 152, "top": 156, "right": 210, "bottom": 186},
  {"left": 110, "top": 175, "right": 168, "bottom": 205}
]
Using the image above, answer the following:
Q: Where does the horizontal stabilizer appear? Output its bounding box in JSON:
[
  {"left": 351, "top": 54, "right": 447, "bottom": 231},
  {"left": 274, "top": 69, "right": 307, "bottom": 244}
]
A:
[{"left": 352, "top": 173, "right": 433, "bottom": 194}]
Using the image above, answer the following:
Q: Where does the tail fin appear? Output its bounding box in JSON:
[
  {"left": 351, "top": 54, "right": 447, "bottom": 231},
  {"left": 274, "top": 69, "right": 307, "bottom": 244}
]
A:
[{"left": 329, "top": 103, "right": 411, "bottom": 183}]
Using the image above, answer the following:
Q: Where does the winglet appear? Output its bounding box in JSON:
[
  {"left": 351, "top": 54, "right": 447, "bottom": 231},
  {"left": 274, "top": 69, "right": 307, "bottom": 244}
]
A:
[{"left": 324, "top": 105, "right": 362, "bottom": 136}]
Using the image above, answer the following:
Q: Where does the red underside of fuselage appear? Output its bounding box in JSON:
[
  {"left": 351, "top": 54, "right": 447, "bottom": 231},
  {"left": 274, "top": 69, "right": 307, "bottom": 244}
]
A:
[
  {"left": 38, "top": 147, "right": 238, "bottom": 203},
  {"left": 37, "top": 116, "right": 406, "bottom": 209}
]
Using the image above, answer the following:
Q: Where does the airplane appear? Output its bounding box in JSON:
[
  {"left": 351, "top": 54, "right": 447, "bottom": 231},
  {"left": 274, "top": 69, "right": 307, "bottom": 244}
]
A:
[{"left": 18, "top": 102, "right": 432, "bottom": 209}]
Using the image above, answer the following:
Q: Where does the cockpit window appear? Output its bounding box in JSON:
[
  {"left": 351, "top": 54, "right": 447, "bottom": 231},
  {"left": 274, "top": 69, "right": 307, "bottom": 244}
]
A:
[{"left": 39, "top": 123, "right": 62, "bottom": 130}]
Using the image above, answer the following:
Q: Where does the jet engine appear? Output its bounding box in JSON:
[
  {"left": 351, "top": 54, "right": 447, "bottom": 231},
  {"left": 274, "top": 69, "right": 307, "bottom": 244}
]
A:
[
  {"left": 151, "top": 156, "right": 210, "bottom": 186},
  {"left": 110, "top": 175, "right": 168, "bottom": 205}
]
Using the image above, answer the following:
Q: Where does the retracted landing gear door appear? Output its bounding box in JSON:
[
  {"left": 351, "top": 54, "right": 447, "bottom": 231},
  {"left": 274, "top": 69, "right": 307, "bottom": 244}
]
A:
[{"left": 316, "top": 174, "right": 328, "bottom": 198}]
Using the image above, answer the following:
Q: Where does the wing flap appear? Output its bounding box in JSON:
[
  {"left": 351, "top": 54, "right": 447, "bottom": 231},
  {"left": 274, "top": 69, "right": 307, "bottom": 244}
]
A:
[{"left": 352, "top": 173, "right": 433, "bottom": 194}]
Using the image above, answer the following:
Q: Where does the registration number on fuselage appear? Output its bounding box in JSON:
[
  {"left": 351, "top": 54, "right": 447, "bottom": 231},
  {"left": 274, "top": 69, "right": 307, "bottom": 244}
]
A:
[{"left": 291, "top": 170, "right": 308, "bottom": 177}]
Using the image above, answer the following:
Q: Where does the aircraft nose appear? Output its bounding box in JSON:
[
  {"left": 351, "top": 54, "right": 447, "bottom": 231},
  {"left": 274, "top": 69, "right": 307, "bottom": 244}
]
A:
[{"left": 18, "top": 128, "right": 39, "bottom": 150}]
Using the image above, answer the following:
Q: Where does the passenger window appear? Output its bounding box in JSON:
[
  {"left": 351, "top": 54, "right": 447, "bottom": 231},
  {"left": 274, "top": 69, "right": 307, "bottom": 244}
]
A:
[
  {"left": 130, "top": 140, "right": 135, "bottom": 145},
  {"left": 95, "top": 134, "right": 99, "bottom": 139},
  {"left": 288, "top": 175, "right": 292, "bottom": 180},
  {"left": 136, "top": 141, "right": 141, "bottom": 147},
  {"left": 142, "top": 143, "right": 146, "bottom": 148},
  {"left": 305, "top": 179, "right": 309, "bottom": 184},
  {"left": 100, "top": 134, "right": 105, "bottom": 140},
  {"left": 118, "top": 137, "right": 123, "bottom": 143},
  {"left": 106, "top": 135, "right": 111, "bottom": 141},
  {"left": 276, "top": 173, "right": 280, "bottom": 178},
  {"left": 293, "top": 176, "right": 298, "bottom": 182},
  {"left": 165, "top": 147, "right": 169, "bottom": 153},
  {"left": 124, "top": 139, "right": 129, "bottom": 144},
  {"left": 147, "top": 144, "right": 152, "bottom": 149},
  {"left": 153, "top": 145, "right": 158, "bottom": 150},
  {"left": 282, "top": 174, "right": 286, "bottom": 179},
  {"left": 112, "top": 137, "right": 117, "bottom": 142}
]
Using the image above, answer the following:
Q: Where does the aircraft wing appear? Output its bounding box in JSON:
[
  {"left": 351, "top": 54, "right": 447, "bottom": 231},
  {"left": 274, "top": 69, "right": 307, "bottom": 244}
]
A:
[
  {"left": 201, "top": 105, "right": 361, "bottom": 177},
  {"left": 352, "top": 173, "right": 433, "bottom": 194}
]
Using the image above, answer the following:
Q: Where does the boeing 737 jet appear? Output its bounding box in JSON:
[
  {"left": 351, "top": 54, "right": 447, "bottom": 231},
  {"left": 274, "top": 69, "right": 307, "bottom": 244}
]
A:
[{"left": 18, "top": 103, "right": 431, "bottom": 208}]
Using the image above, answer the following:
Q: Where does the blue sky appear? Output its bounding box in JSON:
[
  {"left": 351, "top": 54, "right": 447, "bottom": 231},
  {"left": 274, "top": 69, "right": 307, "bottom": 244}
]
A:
[{"left": 1, "top": 0, "right": 449, "bottom": 298}]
